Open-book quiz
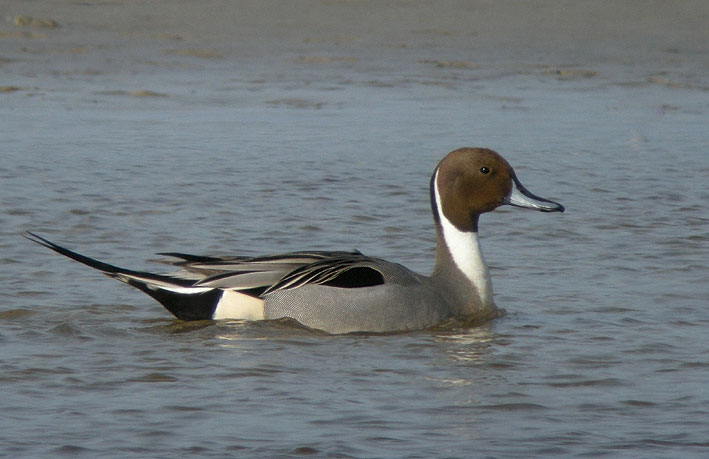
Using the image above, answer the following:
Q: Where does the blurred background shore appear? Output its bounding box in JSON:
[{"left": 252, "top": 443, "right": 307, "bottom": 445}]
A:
[{"left": 3, "top": 0, "right": 708, "bottom": 99}]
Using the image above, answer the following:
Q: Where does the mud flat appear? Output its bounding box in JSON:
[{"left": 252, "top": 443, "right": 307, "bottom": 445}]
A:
[{"left": 2, "top": 0, "right": 707, "bottom": 88}]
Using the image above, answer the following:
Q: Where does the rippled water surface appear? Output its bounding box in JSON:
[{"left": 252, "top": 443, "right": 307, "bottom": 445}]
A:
[{"left": 2, "top": 2, "right": 709, "bottom": 457}]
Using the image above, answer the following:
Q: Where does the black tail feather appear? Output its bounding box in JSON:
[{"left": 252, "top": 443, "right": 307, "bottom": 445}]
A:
[
  {"left": 24, "top": 232, "right": 219, "bottom": 320},
  {"left": 24, "top": 232, "right": 127, "bottom": 275},
  {"left": 24, "top": 232, "right": 195, "bottom": 287}
]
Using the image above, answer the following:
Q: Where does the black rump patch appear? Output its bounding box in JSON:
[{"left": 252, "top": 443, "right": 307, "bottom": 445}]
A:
[
  {"left": 126, "top": 279, "right": 221, "bottom": 321},
  {"left": 321, "top": 267, "right": 385, "bottom": 289}
]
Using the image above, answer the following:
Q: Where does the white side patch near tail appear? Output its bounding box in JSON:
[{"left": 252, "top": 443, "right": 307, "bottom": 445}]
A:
[{"left": 212, "top": 290, "right": 265, "bottom": 320}]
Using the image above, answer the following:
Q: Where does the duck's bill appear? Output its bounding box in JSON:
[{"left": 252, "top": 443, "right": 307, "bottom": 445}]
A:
[{"left": 504, "top": 174, "right": 565, "bottom": 212}]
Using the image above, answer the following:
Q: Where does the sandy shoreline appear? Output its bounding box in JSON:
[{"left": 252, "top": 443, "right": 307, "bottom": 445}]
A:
[{"left": 2, "top": 0, "right": 708, "bottom": 87}]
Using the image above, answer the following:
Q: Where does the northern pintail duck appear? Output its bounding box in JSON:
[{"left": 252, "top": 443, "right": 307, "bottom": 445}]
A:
[{"left": 26, "top": 147, "right": 564, "bottom": 334}]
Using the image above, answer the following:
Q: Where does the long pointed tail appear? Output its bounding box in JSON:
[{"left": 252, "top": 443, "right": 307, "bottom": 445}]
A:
[
  {"left": 24, "top": 232, "right": 130, "bottom": 275},
  {"left": 24, "top": 232, "right": 221, "bottom": 320}
]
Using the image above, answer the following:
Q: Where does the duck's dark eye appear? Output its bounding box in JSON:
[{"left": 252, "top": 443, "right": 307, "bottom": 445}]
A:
[{"left": 480, "top": 166, "right": 490, "bottom": 174}]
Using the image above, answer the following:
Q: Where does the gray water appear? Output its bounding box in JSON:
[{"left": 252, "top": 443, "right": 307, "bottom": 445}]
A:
[{"left": 2, "top": 4, "right": 709, "bottom": 457}]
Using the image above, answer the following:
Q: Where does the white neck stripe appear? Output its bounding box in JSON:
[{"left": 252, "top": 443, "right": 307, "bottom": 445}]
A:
[{"left": 433, "top": 169, "right": 493, "bottom": 304}]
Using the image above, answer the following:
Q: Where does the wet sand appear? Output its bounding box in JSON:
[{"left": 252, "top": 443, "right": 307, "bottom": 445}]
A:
[{"left": 3, "top": 0, "right": 708, "bottom": 88}]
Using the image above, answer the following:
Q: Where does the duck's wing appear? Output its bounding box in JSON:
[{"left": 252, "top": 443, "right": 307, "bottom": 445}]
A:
[
  {"left": 160, "top": 251, "right": 358, "bottom": 277},
  {"left": 261, "top": 254, "right": 386, "bottom": 294},
  {"left": 174, "top": 251, "right": 385, "bottom": 293},
  {"left": 156, "top": 251, "right": 366, "bottom": 289}
]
